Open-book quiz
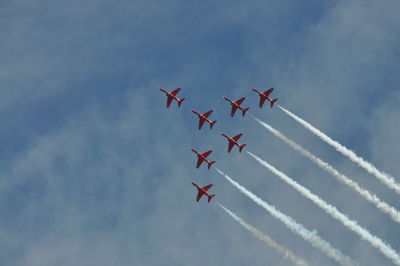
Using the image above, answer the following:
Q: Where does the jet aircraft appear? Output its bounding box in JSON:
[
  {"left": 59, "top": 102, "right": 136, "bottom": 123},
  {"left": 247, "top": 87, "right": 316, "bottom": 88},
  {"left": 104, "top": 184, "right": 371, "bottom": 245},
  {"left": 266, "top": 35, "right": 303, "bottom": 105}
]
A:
[
  {"left": 223, "top": 96, "right": 250, "bottom": 117},
  {"left": 191, "top": 148, "right": 216, "bottom": 169},
  {"left": 252, "top": 88, "right": 278, "bottom": 108},
  {"left": 191, "top": 109, "right": 217, "bottom": 130},
  {"left": 159, "top": 88, "right": 185, "bottom": 108},
  {"left": 221, "top": 133, "right": 247, "bottom": 153},
  {"left": 192, "top": 182, "right": 215, "bottom": 202}
]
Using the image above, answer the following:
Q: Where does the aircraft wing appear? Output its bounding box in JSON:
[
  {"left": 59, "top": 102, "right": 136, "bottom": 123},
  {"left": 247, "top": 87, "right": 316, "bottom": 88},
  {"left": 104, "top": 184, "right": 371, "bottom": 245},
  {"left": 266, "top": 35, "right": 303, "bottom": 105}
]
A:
[
  {"left": 196, "top": 190, "right": 205, "bottom": 201},
  {"left": 232, "top": 133, "right": 243, "bottom": 141},
  {"left": 203, "top": 110, "right": 213, "bottom": 118},
  {"left": 171, "top": 88, "right": 181, "bottom": 96},
  {"left": 230, "top": 106, "right": 238, "bottom": 117},
  {"left": 264, "top": 88, "right": 273, "bottom": 96},
  {"left": 202, "top": 150, "right": 212, "bottom": 158},
  {"left": 202, "top": 184, "right": 213, "bottom": 191},
  {"left": 196, "top": 157, "right": 204, "bottom": 168},
  {"left": 228, "top": 142, "right": 235, "bottom": 153},
  {"left": 166, "top": 95, "right": 174, "bottom": 108},
  {"left": 259, "top": 97, "right": 266, "bottom": 108},
  {"left": 198, "top": 118, "right": 205, "bottom": 130},
  {"left": 236, "top": 97, "right": 246, "bottom": 105}
]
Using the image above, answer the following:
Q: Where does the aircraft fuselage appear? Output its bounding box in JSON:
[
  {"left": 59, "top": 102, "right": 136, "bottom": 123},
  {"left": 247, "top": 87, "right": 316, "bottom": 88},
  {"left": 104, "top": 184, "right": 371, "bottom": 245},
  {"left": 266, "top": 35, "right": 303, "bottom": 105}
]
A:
[{"left": 221, "top": 133, "right": 239, "bottom": 146}]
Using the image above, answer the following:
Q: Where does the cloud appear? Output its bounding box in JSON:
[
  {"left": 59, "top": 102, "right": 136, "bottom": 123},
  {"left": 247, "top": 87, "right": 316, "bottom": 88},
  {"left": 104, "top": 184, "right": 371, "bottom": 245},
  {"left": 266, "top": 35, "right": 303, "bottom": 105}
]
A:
[{"left": 1, "top": 1, "right": 399, "bottom": 266}]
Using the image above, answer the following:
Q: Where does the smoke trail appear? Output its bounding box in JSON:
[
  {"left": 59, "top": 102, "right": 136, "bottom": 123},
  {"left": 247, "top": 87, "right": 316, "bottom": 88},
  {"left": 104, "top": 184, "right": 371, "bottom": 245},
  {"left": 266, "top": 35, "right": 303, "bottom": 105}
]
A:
[
  {"left": 278, "top": 105, "right": 400, "bottom": 195},
  {"left": 215, "top": 168, "right": 355, "bottom": 266},
  {"left": 247, "top": 152, "right": 400, "bottom": 265},
  {"left": 251, "top": 115, "right": 400, "bottom": 224},
  {"left": 218, "top": 203, "right": 309, "bottom": 266}
]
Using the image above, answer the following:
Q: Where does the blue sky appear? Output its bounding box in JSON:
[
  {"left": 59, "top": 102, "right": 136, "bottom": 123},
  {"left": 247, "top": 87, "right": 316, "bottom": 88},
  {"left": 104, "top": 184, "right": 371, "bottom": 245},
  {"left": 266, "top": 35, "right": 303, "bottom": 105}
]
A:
[{"left": 1, "top": 0, "right": 400, "bottom": 265}]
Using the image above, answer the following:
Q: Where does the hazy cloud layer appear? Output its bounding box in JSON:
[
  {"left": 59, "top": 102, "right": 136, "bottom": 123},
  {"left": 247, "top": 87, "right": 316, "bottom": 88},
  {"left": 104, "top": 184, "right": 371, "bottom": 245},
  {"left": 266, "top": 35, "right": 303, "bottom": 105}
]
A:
[{"left": 1, "top": 0, "right": 399, "bottom": 265}]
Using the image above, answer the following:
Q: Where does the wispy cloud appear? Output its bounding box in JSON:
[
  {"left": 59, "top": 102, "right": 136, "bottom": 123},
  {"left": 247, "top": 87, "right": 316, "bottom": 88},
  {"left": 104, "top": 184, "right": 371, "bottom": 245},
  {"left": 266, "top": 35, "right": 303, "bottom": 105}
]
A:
[{"left": 1, "top": 1, "right": 399, "bottom": 265}]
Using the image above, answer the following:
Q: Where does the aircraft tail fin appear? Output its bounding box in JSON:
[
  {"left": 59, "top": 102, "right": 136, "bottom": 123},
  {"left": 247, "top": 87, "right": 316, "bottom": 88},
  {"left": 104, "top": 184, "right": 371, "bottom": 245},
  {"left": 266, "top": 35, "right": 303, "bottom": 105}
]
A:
[
  {"left": 210, "top": 120, "right": 217, "bottom": 129},
  {"left": 208, "top": 161, "right": 216, "bottom": 169},
  {"left": 178, "top": 98, "right": 185, "bottom": 107},
  {"left": 239, "top": 144, "right": 247, "bottom": 153},
  {"left": 242, "top": 107, "right": 250, "bottom": 117},
  {"left": 270, "top": 98, "right": 278, "bottom": 108},
  {"left": 208, "top": 194, "right": 216, "bottom": 203}
]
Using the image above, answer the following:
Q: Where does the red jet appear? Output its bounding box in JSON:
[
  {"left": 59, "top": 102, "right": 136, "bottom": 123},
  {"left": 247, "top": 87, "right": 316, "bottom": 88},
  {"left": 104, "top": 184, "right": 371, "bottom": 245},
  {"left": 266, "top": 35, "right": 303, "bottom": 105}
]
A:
[
  {"left": 159, "top": 88, "right": 186, "bottom": 108},
  {"left": 191, "top": 148, "right": 216, "bottom": 169},
  {"left": 223, "top": 97, "right": 250, "bottom": 117},
  {"left": 192, "top": 182, "right": 215, "bottom": 202},
  {"left": 252, "top": 88, "right": 278, "bottom": 108},
  {"left": 191, "top": 109, "right": 217, "bottom": 130},
  {"left": 221, "top": 133, "right": 247, "bottom": 153}
]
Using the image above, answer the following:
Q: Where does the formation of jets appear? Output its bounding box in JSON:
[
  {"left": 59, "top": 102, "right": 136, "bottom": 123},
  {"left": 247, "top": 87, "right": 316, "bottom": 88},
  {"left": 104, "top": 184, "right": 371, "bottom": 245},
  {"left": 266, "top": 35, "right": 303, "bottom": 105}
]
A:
[{"left": 160, "top": 87, "right": 278, "bottom": 202}]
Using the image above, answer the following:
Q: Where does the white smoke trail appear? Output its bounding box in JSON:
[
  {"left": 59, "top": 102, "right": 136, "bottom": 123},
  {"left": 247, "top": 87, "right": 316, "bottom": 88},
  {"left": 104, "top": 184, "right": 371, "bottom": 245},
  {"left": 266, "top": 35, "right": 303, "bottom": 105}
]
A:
[
  {"left": 247, "top": 151, "right": 400, "bottom": 265},
  {"left": 251, "top": 115, "right": 400, "bottom": 224},
  {"left": 278, "top": 105, "right": 400, "bottom": 195},
  {"left": 218, "top": 203, "right": 309, "bottom": 266},
  {"left": 215, "top": 168, "right": 355, "bottom": 266}
]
